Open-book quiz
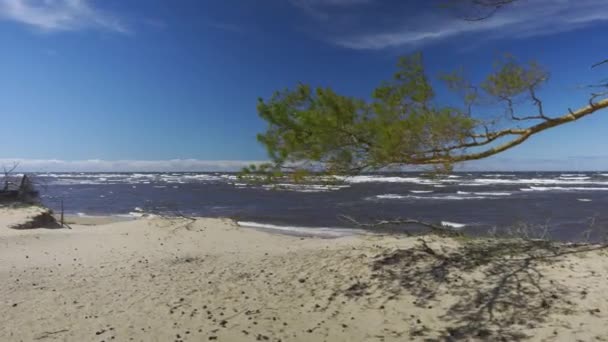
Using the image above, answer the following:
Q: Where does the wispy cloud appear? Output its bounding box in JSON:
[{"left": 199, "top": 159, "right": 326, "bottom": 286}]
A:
[
  {"left": 0, "top": 0, "right": 129, "bottom": 33},
  {"left": 291, "top": 0, "right": 608, "bottom": 49},
  {"left": 0, "top": 159, "right": 266, "bottom": 172},
  {"left": 2, "top": 157, "right": 606, "bottom": 172}
]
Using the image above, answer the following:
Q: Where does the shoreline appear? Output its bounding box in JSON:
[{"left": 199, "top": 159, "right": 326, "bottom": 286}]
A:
[
  {"left": 2, "top": 206, "right": 608, "bottom": 341},
  {"left": 61, "top": 213, "right": 370, "bottom": 239}
]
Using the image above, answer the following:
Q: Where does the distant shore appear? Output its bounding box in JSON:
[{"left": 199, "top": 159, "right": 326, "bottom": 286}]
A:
[{"left": 1, "top": 206, "right": 608, "bottom": 341}]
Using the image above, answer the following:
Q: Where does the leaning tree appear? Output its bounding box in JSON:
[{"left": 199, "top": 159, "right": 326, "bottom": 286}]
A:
[{"left": 246, "top": 53, "right": 608, "bottom": 177}]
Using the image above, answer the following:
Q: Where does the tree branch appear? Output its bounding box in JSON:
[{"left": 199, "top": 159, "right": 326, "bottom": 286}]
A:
[{"left": 409, "top": 98, "right": 608, "bottom": 164}]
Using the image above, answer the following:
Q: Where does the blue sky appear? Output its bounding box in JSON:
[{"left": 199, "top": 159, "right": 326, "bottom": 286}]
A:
[{"left": 1, "top": 0, "right": 608, "bottom": 171}]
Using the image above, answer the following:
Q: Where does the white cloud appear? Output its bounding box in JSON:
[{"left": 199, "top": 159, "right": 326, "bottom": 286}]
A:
[
  {"left": 293, "top": 0, "right": 608, "bottom": 49},
  {"left": 1, "top": 157, "right": 606, "bottom": 172},
  {"left": 0, "top": 159, "right": 266, "bottom": 172},
  {"left": 0, "top": 0, "right": 128, "bottom": 33}
]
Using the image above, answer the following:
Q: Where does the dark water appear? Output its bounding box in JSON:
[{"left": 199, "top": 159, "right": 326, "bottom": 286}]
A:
[{"left": 33, "top": 172, "right": 608, "bottom": 241}]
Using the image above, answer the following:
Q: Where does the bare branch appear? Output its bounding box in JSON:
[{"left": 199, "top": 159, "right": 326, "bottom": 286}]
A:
[
  {"left": 3, "top": 162, "right": 19, "bottom": 176},
  {"left": 2, "top": 162, "right": 20, "bottom": 190},
  {"left": 338, "top": 214, "right": 463, "bottom": 237},
  {"left": 446, "top": 0, "right": 518, "bottom": 21},
  {"left": 528, "top": 85, "right": 549, "bottom": 120},
  {"left": 592, "top": 59, "right": 608, "bottom": 69}
]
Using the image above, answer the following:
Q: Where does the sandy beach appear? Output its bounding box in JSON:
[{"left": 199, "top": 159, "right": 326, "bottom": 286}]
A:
[{"left": 1, "top": 206, "right": 608, "bottom": 341}]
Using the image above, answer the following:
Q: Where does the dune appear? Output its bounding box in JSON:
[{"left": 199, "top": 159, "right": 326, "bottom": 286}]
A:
[{"left": 1, "top": 206, "right": 607, "bottom": 341}]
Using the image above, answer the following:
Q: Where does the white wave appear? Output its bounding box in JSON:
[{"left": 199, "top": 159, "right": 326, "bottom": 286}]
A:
[
  {"left": 262, "top": 183, "right": 350, "bottom": 193},
  {"left": 457, "top": 191, "right": 512, "bottom": 196},
  {"left": 179, "top": 174, "right": 224, "bottom": 181},
  {"left": 468, "top": 178, "right": 608, "bottom": 186},
  {"left": 577, "top": 199, "right": 593, "bottom": 202},
  {"left": 410, "top": 190, "right": 434, "bottom": 194},
  {"left": 376, "top": 194, "right": 407, "bottom": 199},
  {"left": 482, "top": 174, "right": 516, "bottom": 177},
  {"left": 441, "top": 221, "right": 466, "bottom": 229},
  {"left": 477, "top": 192, "right": 512, "bottom": 196},
  {"left": 374, "top": 194, "right": 487, "bottom": 200},
  {"left": 336, "top": 175, "right": 444, "bottom": 185},
  {"left": 522, "top": 186, "right": 608, "bottom": 192},
  {"left": 41, "top": 172, "right": 233, "bottom": 185},
  {"left": 237, "top": 221, "right": 366, "bottom": 238},
  {"left": 41, "top": 173, "right": 126, "bottom": 178},
  {"left": 558, "top": 176, "right": 590, "bottom": 180},
  {"left": 425, "top": 195, "right": 486, "bottom": 200},
  {"left": 127, "top": 212, "right": 158, "bottom": 219}
]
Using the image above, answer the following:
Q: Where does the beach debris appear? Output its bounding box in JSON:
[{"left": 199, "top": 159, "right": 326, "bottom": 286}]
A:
[{"left": 8, "top": 207, "right": 61, "bottom": 230}]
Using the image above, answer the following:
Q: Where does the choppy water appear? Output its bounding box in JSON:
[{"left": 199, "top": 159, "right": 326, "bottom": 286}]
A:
[{"left": 33, "top": 172, "right": 608, "bottom": 241}]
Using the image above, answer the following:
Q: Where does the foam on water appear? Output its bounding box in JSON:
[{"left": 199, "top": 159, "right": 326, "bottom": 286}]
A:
[
  {"left": 125, "top": 212, "right": 158, "bottom": 219},
  {"left": 558, "top": 176, "right": 590, "bottom": 180},
  {"left": 441, "top": 221, "right": 466, "bottom": 229},
  {"left": 376, "top": 194, "right": 408, "bottom": 199},
  {"left": 522, "top": 186, "right": 608, "bottom": 192},
  {"left": 457, "top": 191, "right": 512, "bottom": 196},
  {"left": 337, "top": 175, "right": 445, "bottom": 185},
  {"left": 467, "top": 178, "right": 608, "bottom": 186},
  {"left": 40, "top": 172, "right": 231, "bottom": 185},
  {"left": 237, "top": 221, "right": 366, "bottom": 238},
  {"left": 374, "top": 194, "right": 487, "bottom": 200},
  {"left": 261, "top": 183, "right": 350, "bottom": 193}
]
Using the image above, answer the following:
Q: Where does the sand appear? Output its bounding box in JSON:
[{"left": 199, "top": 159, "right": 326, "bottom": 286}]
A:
[{"left": 1, "top": 206, "right": 608, "bottom": 341}]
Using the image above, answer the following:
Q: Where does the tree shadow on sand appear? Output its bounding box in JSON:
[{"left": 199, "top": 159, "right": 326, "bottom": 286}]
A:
[{"left": 360, "top": 238, "right": 607, "bottom": 341}]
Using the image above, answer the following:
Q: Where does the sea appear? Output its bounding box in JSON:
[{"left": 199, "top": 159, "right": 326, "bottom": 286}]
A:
[{"left": 31, "top": 171, "right": 608, "bottom": 241}]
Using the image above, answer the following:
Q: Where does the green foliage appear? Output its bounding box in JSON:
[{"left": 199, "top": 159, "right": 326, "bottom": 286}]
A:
[
  {"left": 482, "top": 56, "right": 548, "bottom": 98},
  {"left": 252, "top": 53, "right": 547, "bottom": 177}
]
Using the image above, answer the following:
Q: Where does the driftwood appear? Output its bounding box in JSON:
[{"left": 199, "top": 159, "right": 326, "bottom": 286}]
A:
[{"left": 338, "top": 215, "right": 463, "bottom": 237}]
